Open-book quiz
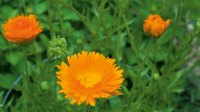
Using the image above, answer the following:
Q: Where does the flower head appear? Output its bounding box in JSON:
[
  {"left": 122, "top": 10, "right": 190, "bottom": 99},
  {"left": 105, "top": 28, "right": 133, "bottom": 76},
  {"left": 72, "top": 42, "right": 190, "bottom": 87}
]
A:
[
  {"left": 143, "top": 14, "right": 170, "bottom": 37},
  {"left": 56, "top": 51, "right": 124, "bottom": 106},
  {"left": 2, "top": 14, "right": 42, "bottom": 43}
]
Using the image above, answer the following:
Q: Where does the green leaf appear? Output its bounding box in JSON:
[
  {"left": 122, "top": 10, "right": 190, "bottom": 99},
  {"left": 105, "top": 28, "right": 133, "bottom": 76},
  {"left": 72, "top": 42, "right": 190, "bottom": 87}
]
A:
[
  {"left": 40, "top": 34, "right": 50, "bottom": 48},
  {"left": 33, "top": 1, "right": 47, "bottom": 14},
  {"left": 0, "top": 91, "right": 4, "bottom": 103},
  {"left": 0, "top": 37, "right": 8, "bottom": 50},
  {"left": 0, "top": 74, "right": 18, "bottom": 89},
  {"left": 166, "top": 70, "right": 185, "bottom": 91},
  {"left": 0, "top": 5, "right": 18, "bottom": 18},
  {"left": 5, "top": 52, "right": 24, "bottom": 66},
  {"left": 62, "top": 8, "right": 80, "bottom": 21},
  {"left": 109, "top": 97, "right": 122, "bottom": 110},
  {"left": 0, "top": 107, "right": 5, "bottom": 112}
]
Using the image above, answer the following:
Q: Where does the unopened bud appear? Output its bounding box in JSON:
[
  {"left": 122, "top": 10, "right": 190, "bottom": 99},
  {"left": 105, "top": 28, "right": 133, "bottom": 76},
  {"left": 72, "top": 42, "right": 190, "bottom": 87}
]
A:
[
  {"left": 48, "top": 36, "right": 68, "bottom": 60},
  {"left": 40, "top": 81, "right": 49, "bottom": 90},
  {"left": 153, "top": 73, "right": 160, "bottom": 80}
]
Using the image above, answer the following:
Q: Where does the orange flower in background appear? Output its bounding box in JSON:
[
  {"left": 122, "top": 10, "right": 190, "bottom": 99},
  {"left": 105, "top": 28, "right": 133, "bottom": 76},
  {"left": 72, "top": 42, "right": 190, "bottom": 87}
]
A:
[
  {"left": 56, "top": 51, "right": 124, "bottom": 106},
  {"left": 2, "top": 14, "right": 42, "bottom": 43},
  {"left": 143, "top": 14, "right": 170, "bottom": 37}
]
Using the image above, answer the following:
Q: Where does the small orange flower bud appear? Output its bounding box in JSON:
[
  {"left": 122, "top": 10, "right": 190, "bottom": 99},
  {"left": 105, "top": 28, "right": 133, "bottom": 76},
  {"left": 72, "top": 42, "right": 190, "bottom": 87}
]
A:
[
  {"left": 2, "top": 14, "right": 42, "bottom": 43},
  {"left": 143, "top": 14, "right": 170, "bottom": 37}
]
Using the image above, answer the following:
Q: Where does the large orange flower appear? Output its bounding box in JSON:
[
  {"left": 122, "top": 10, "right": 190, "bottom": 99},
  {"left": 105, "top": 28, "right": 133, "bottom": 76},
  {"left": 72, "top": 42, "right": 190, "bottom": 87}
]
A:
[
  {"left": 2, "top": 14, "right": 42, "bottom": 43},
  {"left": 56, "top": 51, "right": 124, "bottom": 106},
  {"left": 143, "top": 14, "right": 170, "bottom": 37}
]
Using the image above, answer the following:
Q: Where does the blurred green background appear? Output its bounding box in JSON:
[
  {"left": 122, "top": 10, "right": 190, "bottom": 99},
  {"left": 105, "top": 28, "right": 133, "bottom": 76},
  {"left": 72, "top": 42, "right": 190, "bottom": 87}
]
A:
[{"left": 0, "top": 0, "right": 200, "bottom": 112}]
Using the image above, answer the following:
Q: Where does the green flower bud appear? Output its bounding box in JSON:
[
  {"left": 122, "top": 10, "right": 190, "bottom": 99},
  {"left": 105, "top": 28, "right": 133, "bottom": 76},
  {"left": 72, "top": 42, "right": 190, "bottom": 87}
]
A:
[
  {"left": 27, "top": 8, "right": 33, "bottom": 13},
  {"left": 56, "top": 93, "right": 64, "bottom": 101},
  {"left": 153, "top": 73, "right": 160, "bottom": 80},
  {"left": 40, "top": 81, "right": 49, "bottom": 90},
  {"left": 48, "top": 36, "right": 68, "bottom": 60}
]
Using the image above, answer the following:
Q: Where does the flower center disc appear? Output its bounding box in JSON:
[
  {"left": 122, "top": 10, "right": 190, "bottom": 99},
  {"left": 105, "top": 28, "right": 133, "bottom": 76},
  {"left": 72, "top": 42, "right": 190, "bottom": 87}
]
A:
[{"left": 77, "top": 72, "right": 101, "bottom": 88}]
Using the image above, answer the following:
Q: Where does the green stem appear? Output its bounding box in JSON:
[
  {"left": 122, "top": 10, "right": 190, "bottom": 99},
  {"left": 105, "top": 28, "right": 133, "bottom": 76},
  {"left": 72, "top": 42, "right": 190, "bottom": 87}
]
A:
[
  {"left": 115, "top": 8, "right": 124, "bottom": 62},
  {"left": 123, "top": 15, "right": 141, "bottom": 64},
  {"left": 164, "top": 0, "right": 182, "bottom": 74},
  {"left": 168, "top": 0, "right": 182, "bottom": 60},
  {"left": 139, "top": 37, "right": 153, "bottom": 70},
  {"left": 22, "top": 45, "right": 29, "bottom": 111},
  {"left": 20, "top": 0, "right": 26, "bottom": 13},
  {"left": 144, "top": 38, "right": 152, "bottom": 65},
  {"left": 46, "top": 0, "right": 54, "bottom": 37},
  {"left": 56, "top": 0, "right": 65, "bottom": 37},
  {"left": 116, "top": 30, "right": 121, "bottom": 62},
  {"left": 92, "top": 0, "right": 107, "bottom": 35},
  {"left": 60, "top": 0, "right": 95, "bottom": 37},
  {"left": 86, "top": 104, "right": 90, "bottom": 112}
]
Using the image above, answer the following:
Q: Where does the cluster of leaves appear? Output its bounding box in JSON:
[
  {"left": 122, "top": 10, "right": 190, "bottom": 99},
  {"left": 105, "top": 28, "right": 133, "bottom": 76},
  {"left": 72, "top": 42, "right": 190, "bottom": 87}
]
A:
[{"left": 0, "top": 0, "right": 199, "bottom": 112}]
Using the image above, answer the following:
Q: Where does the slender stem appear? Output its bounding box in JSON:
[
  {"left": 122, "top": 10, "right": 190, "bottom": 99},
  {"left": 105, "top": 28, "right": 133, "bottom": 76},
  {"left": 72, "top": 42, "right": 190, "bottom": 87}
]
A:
[
  {"left": 138, "top": 37, "right": 153, "bottom": 70},
  {"left": 22, "top": 45, "right": 29, "bottom": 111},
  {"left": 123, "top": 15, "right": 141, "bottom": 64},
  {"left": 168, "top": 0, "right": 182, "bottom": 60},
  {"left": 116, "top": 30, "right": 121, "bottom": 61},
  {"left": 2, "top": 75, "right": 23, "bottom": 106},
  {"left": 115, "top": 8, "right": 123, "bottom": 62},
  {"left": 84, "top": 104, "right": 87, "bottom": 112},
  {"left": 20, "top": 0, "right": 26, "bottom": 13},
  {"left": 86, "top": 104, "right": 90, "bottom": 112},
  {"left": 24, "top": 49, "right": 28, "bottom": 77},
  {"left": 92, "top": 0, "right": 107, "bottom": 35},
  {"left": 46, "top": 0, "right": 54, "bottom": 37},
  {"left": 163, "top": 0, "right": 182, "bottom": 74},
  {"left": 60, "top": 0, "right": 94, "bottom": 36},
  {"left": 56, "top": 0, "right": 65, "bottom": 37},
  {"left": 2, "top": 58, "right": 48, "bottom": 107},
  {"left": 175, "top": 31, "right": 199, "bottom": 61},
  {"left": 143, "top": 38, "right": 152, "bottom": 66}
]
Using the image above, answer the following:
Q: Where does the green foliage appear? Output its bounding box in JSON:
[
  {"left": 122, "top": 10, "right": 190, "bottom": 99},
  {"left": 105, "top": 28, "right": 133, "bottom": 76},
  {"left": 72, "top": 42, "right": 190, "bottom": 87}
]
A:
[{"left": 0, "top": 0, "right": 199, "bottom": 112}]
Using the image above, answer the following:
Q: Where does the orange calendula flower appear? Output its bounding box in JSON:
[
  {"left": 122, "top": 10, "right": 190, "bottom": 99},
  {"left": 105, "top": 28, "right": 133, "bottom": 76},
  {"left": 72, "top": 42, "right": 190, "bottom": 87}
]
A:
[
  {"left": 2, "top": 14, "right": 42, "bottom": 43},
  {"left": 143, "top": 14, "right": 171, "bottom": 37},
  {"left": 56, "top": 51, "right": 124, "bottom": 106}
]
